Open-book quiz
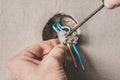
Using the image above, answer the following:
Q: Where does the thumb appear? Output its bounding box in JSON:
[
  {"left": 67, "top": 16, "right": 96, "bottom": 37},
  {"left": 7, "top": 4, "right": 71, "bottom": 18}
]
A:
[{"left": 47, "top": 44, "right": 66, "bottom": 64}]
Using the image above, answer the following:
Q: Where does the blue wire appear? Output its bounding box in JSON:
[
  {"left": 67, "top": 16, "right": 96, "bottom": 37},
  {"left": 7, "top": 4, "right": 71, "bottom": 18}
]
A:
[
  {"left": 52, "top": 22, "right": 71, "bottom": 33},
  {"left": 52, "top": 22, "right": 62, "bottom": 32},
  {"left": 52, "top": 22, "right": 85, "bottom": 69},
  {"left": 52, "top": 25, "right": 60, "bottom": 33},
  {"left": 61, "top": 26, "right": 71, "bottom": 32},
  {"left": 56, "top": 22, "right": 63, "bottom": 31},
  {"left": 52, "top": 22, "right": 83, "bottom": 65},
  {"left": 72, "top": 43, "right": 84, "bottom": 65}
]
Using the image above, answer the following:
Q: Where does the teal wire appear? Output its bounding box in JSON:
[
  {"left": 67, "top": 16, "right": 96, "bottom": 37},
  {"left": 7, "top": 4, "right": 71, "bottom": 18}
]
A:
[
  {"left": 52, "top": 25, "right": 60, "bottom": 33},
  {"left": 56, "top": 22, "right": 63, "bottom": 31},
  {"left": 72, "top": 43, "right": 84, "bottom": 65},
  {"left": 61, "top": 26, "right": 71, "bottom": 32},
  {"left": 52, "top": 22, "right": 63, "bottom": 32},
  {"left": 52, "top": 22, "right": 71, "bottom": 33},
  {"left": 52, "top": 22, "right": 85, "bottom": 69}
]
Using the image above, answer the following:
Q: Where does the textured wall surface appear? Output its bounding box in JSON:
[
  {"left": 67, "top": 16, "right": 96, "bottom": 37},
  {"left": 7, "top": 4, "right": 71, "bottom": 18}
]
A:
[{"left": 0, "top": 0, "right": 120, "bottom": 80}]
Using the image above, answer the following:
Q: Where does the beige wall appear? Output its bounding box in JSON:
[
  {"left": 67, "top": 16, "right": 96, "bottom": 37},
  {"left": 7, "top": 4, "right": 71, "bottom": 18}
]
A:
[{"left": 0, "top": 0, "right": 120, "bottom": 80}]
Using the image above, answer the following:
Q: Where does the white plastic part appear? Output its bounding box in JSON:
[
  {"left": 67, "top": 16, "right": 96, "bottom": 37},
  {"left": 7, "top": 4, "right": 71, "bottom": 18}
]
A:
[
  {"left": 57, "top": 30, "right": 78, "bottom": 44},
  {"left": 57, "top": 31, "right": 67, "bottom": 44}
]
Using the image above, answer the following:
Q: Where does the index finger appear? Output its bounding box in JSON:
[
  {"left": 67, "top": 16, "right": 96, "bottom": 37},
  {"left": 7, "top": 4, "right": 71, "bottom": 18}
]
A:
[{"left": 19, "top": 39, "right": 60, "bottom": 60}]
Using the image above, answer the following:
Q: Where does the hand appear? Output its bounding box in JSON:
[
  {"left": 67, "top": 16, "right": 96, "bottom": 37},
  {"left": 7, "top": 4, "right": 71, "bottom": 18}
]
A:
[
  {"left": 8, "top": 39, "right": 67, "bottom": 80},
  {"left": 104, "top": 0, "right": 120, "bottom": 9}
]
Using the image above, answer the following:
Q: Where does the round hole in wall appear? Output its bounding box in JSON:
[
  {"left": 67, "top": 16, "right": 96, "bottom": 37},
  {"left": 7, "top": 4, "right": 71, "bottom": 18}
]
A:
[{"left": 42, "top": 13, "right": 79, "bottom": 40}]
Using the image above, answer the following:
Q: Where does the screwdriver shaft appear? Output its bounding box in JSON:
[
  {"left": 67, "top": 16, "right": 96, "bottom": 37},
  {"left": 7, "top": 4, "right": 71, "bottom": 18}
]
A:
[{"left": 67, "top": 4, "right": 104, "bottom": 36}]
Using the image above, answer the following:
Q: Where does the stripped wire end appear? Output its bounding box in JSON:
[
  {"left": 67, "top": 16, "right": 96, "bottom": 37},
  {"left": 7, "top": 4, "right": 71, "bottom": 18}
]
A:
[
  {"left": 81, "top": 65, "right": 85, "bottom": 70},
  {"left": 73, "top": 60, "right": 77, "bottom": 68}
]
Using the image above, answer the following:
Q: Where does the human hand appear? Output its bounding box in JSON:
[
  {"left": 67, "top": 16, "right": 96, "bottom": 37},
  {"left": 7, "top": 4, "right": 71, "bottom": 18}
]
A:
[
  {"left": 8, "top": 39, "right": 67, "bottom": 80},
  {"left": 104, "top": 0, "right": 120, "bottom": 8}
]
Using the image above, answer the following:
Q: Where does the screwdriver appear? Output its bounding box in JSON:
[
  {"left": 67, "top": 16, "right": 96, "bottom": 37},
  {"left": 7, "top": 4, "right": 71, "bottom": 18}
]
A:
[{"left": 67, "top": 4, "right": 104, "bottom": 36}]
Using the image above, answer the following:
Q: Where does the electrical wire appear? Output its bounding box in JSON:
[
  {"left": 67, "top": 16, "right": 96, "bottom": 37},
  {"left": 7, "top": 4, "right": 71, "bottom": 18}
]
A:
[
  {"left": 67, "top": 43, "right": 77, "bottom": 68},
  {"left": 72, "top": 43, "right": 85, "bottom": 70},
  {"left": 52, "top": 22, "right": 71, "bottom": 32}
]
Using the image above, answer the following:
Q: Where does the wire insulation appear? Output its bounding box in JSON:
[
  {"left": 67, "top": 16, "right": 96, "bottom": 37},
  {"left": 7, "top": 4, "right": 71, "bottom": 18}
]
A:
[
  {"left": 72, "top": 43, "right": 85, "bottom": 70},
  {"left": 67, "top": 43, "right": 77, "bottom": 67}
]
